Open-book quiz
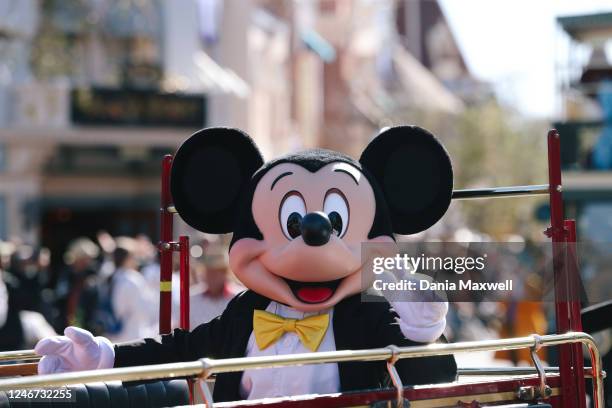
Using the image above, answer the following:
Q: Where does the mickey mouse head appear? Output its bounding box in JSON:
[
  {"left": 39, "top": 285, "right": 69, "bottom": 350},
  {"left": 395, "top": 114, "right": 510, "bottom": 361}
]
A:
[{"left": 171, "top": 126, "right": 452, "bottom": 312}]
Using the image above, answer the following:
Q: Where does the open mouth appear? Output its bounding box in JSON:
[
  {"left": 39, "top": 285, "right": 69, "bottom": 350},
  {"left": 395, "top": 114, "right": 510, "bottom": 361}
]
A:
[{"left": 283, "top": 278, "right": 343, "bottom": 304}]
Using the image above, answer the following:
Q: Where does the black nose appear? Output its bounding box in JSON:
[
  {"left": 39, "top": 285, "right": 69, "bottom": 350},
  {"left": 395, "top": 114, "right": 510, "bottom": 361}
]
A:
[{"left": 300, "top": 212, "right": 332, "bottom": 246}]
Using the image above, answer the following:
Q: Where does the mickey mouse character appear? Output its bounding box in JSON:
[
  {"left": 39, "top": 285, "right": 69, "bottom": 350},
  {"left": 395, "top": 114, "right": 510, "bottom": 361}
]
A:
[{"left": 36, "top": 126, "right": 457, "bottom": 402}]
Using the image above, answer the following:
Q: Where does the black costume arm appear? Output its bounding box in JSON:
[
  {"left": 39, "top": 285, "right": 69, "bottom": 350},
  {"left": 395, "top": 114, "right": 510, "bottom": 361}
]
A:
[{"left": 113, "top": 298, "right": 235, "bottom": 368}]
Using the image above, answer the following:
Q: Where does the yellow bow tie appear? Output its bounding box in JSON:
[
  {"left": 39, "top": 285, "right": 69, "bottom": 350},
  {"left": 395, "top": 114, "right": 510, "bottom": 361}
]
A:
[{"left": 253, "top": 310, "right": 329, "bottom": 352}]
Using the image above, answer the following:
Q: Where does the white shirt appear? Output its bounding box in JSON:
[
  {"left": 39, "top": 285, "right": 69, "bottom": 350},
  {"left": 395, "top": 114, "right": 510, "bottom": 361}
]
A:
[
  {"left": 108, "top": 268, "right": 158, "bottom": 343},
  {"left": 239, "top": 302, "right": 340, "bottom": 400}
]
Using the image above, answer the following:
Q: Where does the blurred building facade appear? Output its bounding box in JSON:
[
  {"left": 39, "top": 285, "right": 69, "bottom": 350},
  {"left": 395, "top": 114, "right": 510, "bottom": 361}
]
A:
[
  {"left": 555, "top": 11, "right": 612, "bottom": 243},
  {"left": 0, "top": 0, "right": 210, "bottom": 267},
  {"left": 0, "top": 0, "right": 472, "bottom": 267}
]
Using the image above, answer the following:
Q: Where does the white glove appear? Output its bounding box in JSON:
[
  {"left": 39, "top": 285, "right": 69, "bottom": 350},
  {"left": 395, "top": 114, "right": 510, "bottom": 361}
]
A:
[
  {"left": 35, "top": 326, "right": 115, "bottom": 374},
  {"left": 380, "top": 272, "right": 448, "bottom": 343}
]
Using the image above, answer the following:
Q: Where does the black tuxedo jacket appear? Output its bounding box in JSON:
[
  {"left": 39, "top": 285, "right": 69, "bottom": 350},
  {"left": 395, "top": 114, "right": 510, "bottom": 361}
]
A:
[{"left": 114, "top": 290, "right": 457, "bottom": 402}]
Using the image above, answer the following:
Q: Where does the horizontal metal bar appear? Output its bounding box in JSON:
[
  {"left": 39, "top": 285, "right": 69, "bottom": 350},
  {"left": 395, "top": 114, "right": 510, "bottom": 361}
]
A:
[
  {"left": 0, "top": 358, "right": 582, "bottom": 381},
  {"left": 0, "top": 350, "right": 38, "bottom": 363},
  {"left": 458, "top": 366, "right": 559, "bottom": 376},
  {"left": 0, "top": 332, "right": 602, "bottom": 408},
  {"left": 168, "top": 187, "right": 549, "bottom": 212},
  {"left": 452, "top": 184, "right": 549, "bottom": 200},
  {"left": 167, "top": 186, "right": 550, "bottom": 212},
  {"left": 199, "top": 334, "right": 556, "bottom": 375},
  {"left": 202, "top": 347, "right": 393, "bottom": 374},
  {"left": 457, "top": 366, "right": 603, "bottom": 379},
  {"left": 0, "top": 361, "right": 204, "bottom": 391}
]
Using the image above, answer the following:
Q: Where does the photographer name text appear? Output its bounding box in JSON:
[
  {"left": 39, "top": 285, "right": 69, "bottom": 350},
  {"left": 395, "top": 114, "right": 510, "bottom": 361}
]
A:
[{"left": 373, "top": 279, "right": 513, "bottom": 292}]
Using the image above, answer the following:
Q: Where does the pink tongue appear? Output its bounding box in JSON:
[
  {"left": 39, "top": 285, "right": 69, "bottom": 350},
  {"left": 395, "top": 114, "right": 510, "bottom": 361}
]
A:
[{"left": 296, "top": 287, "right": 333, "bottom": 303}]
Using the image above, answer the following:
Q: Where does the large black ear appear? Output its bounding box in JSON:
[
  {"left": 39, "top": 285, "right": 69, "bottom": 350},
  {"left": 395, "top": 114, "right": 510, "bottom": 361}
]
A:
[
  {"left": 171, "top": 127, "right": 264, "bottom": 233},
  {"left": 359, "top": 126, "right": 453, "bottom": 235}
]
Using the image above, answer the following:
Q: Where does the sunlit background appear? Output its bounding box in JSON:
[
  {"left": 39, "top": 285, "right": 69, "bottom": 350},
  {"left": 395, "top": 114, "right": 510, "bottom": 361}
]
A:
[{"left": 0, "top": 0, "right": 610, "bottom": 374}]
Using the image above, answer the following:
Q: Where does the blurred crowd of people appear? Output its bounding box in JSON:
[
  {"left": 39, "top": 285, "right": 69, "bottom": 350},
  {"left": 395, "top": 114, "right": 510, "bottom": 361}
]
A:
[
  {"left": 0, "top": 232, "right": 243, "bottom": 351},
  {"left": 1, "top": 227, "right": 608, "bottom": 373},
  {"left": 0, "top": 226, "right": 563, "bottom": 366},
  {"left": 0, "top": 227, "right": 553, "bottom": 368}
]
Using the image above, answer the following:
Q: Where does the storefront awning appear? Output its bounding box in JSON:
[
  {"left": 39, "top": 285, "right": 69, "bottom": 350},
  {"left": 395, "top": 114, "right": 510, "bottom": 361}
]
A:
[{"left": 193, "top": 51, "right": 250, "bottom": 98}]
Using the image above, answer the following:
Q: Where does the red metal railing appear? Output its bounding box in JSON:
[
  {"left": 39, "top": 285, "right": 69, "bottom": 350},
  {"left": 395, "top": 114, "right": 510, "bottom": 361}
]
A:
[
  {"left": 179, "top": 235, "right": 190, "bottom": 331},
  {"left": 153, "top": 129, "right": 590, "bottom": 407},
  {"left": 546, "top": 130, "right": 586, "bottom": 408},
  {"left": 158, "top": 154, "right": 191, "bottom": 336},
  {"left": 159, "top": 154, "right": 193, "bottom": 401},
  {"left": 159, "top": 155, "right": 174, "bottom": 334}
]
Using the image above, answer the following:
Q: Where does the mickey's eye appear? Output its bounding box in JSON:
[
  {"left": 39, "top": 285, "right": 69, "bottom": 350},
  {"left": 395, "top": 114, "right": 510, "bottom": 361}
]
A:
[
  {"left": 323, "top": 190, "right": 349, "bottom": 237},
  {"left": 279, "top": 192, "right": 306, "bottom": 240}
]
